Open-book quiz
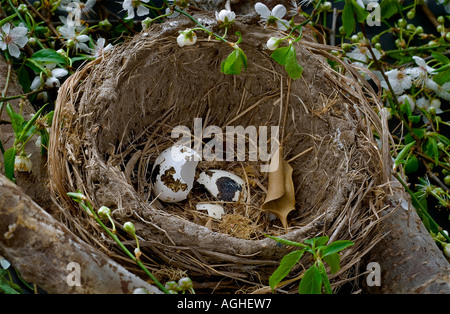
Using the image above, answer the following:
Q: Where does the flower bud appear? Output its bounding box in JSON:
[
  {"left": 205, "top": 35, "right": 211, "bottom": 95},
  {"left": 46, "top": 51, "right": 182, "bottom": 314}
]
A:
[
  {"left": 406, "top": 9, "right": 415, "bottom": 19},
  {"left": 14, "top": 154, "right": 32, "bottom": 173},
  {"left": 266, "top": 37, "right": 282, "bottom": 50},
  {"left": 97, "top": 206, "right": 111, "bottom": 219},
  {"left": 397, "top": 18, "right": 407, "bottom": 28},
  {"left": 134, "top": 247, "right": 142, "bottom": 259},
  {"left": 99, "top": 19, "right": 113, "bottom": 32},
  {"left": 18, "top": 4, "right": 28, "bottom": 14},
  {"left": 123, "top": 221, "right": 136, "bottom": 236},
  {"left": 178, "top": 277, "right": 193, "bottom": 291},
  {"left": 444, "top": 243, "right": 450, "bottom": 258},
  {"left": 177, "top": 29, "right": 197, "bottom": 47},
  {"left": 165, "top": 281, "right": 180, "bottom": 292}
]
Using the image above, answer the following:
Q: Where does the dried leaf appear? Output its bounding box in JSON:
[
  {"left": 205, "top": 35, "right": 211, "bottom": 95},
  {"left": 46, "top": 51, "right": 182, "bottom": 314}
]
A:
[{"left": 261, "top": 149, "right": 295, "bottom": 228}]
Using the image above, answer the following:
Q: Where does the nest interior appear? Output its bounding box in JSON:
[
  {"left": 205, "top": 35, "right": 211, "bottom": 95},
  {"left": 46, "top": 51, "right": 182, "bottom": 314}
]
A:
[{"left": 49, "top": 14, "right": 390, "bottom": 292}]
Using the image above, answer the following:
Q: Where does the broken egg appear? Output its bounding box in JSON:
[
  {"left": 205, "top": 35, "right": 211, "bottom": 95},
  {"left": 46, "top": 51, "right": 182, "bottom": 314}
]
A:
[
  {"left": 151, "top": 145, "right": 200, "bottom": 203},
  {"left": 196, "top": 204, "right": 225, "bottom": 219},
  {"left": 197, "top": 169, "right": 246, "bottom": 202}
]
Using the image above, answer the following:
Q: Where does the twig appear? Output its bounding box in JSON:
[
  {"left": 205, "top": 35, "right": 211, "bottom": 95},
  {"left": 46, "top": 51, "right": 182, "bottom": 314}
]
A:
[
  {"left": 0, "top": 59, "right": 12, "bottom": 118},
  {"left": 0, "top": 87, "right": 46, "bottom": 103},
  {"left": 420, "top": 3, "right": 439, "bottom": 28},
  {"left": 359, "top": 22, "right": 400, "bottom": 108},
  {"left": 330, "top": 8, "right": 337, "bottom": 46},
  {"left": 22, "top": 0, "right": 61, "bottom": 40},
  {"left": 423, "top": 161, "right": 450, "bottom": 194}
]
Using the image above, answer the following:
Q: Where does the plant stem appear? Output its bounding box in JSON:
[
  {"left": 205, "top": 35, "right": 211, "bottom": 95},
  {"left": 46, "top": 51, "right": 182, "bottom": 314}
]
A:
[
  {"left": 82, "top": 201, "right": 169, "bottom": 294},
  {"left": 394, "top": 172, "right": 450, "bottom": 242},
  {"left": 174, "top": 8, "right": 228, "bottom": 44},
  {"left": 359, "top": 22, "right": 400, "bottom": 108},
  {"left": 0, "top": 87, "right": 46, "bottom": 103}
]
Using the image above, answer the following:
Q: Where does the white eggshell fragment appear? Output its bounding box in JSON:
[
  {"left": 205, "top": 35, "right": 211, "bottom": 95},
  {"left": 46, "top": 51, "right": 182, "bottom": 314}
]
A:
[
  {"left": 196, "top": 204, "right": 225, "bottom": 219},
  {"left": 151, "top": 145, "right": 200, "bottom": 203},
  {"left": 197, "top": 169, "right": 246, "bottom": 202}
]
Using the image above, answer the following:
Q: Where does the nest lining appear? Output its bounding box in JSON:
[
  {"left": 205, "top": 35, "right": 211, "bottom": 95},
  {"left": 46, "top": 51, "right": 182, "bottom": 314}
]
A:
[{"left": 48, "top": 15, "right": 391, "bottom": 292}]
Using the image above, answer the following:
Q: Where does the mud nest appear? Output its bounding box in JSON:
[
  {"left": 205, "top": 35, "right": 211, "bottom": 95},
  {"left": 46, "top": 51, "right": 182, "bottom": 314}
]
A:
[{"left": 48, "top": 13, "right": 392, "bottom": 293}]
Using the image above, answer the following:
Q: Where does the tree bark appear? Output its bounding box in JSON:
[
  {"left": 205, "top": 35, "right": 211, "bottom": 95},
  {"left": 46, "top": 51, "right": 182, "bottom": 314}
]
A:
[
  {"left": 362, "top": 179, "right": 450, "bottom": 294},
  {"left": 0, "top": 174, "right": 161, "bottom": 294}
]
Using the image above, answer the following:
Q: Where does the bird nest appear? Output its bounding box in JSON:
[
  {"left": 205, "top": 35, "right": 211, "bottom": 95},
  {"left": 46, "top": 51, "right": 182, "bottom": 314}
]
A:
[{"left": 48, "top": 14, "right": 391, "bottom": 293}]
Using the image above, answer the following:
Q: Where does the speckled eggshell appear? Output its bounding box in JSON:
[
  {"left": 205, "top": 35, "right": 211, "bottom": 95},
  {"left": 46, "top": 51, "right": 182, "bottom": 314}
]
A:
[
  {"left": 197, "top": 169, "right": 246, "bottom": 202},
  {"left": 151, "top": 145, "right": 200, "bottom": 203}
]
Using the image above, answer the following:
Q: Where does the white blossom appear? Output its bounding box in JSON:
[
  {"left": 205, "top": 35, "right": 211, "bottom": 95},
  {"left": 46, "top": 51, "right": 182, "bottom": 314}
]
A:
[
  {"left": 177, "top": 29, "right": 197, "bottom": 47},
  {"left": 0, "top": 23, "right": 28, "bottom": 58},
  {"left": 215, "top": 9, "right": 236, "bottom": 24},
  {"left": 64, "top": 0, "right": 96, "bottom": 22},
  {"left": 266, "top": 37, "right": 282, "bottom": 50},
  {"left": 347, "top": 44, "right": 381, "bottom": 65},
  {"left": 59, "top": 19, "right": 91, "bottom": 52},
  {"left": 122, "top": 0, "right": 151, "bottom": 20},
  {"left": 405, "top": 56, "right": 436, "bottom": 87},
  {"left": 255, "top": 2, "right": 289, "bottom": 31},
  {"left": 381, "top": 69, "right": 412, "bottom": 95},
  {"left": 30, "top": 63, "right": 69, "bottom": 90},
  {"left": 398, "top": 94, "right": 415, "bottom": 112},
  {"left": 14, "top": 154, "right": 32, "bottom": 172},
  {"left": 0, "top": 255, "right": 10, "bottom": 269},
  {"left": 91, "top": 37, "right": 113, "bottom": 58}
]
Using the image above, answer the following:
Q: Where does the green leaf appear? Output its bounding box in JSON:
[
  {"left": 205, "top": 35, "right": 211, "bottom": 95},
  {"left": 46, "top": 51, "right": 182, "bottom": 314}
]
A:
[
  {"left": 298, "top": 265, "right": 322, "bottom": 294},
  {"left": 221, "top": 47, "right": 247, "bottom": 75},
  {"left": 6, "top": 103, "right": 25, "bottom": 136},
  {"left": 265, "top": 235, "right": 307, "bottom": 249},
  {"left": 424, "top": 137, "right": 439, "bottom": 163},
  {"left": 271, "top": 45, "right": 303, "bottom": 80},
  {"left": 304, "top": 236, "right": 329, "bottom": 248},
  {"left": 17, "top": 104, "right": 47, "bottom": 143},
  {"left": 380, "top": 0, "right": 399, "bottom": 19},
  {"left": 405, "top": 155, "right": 419, "bottom": 174},
  {"left": 321, "top": 240, "right": 354, "bottom": 257},
  {"left": 394, "top": 141, "right": 415, "bottom": 168},
  {"left": 4, "top": 147, "right": 16, "bottom": 182},
  {"left": 433, "top": 69, "right": 450, "bottom": 86},
  {"left": 269, "top": 249, "right": 305, "bottom": 291},
  {"left": 30, "top": 49, "right": 66, "bottom": 65},
  {"left": 352, "top": 0, "right": 369, "bottom": 23},
  {"left": 39, "top": 129, "right": 50, "bottom": 155},
  {"left": 323, "top": 252, "right": 341, "bottom": 274},
  {"left": 317, "top": 260, "right": 332, "bottom": 294},
  {"left": 285, "top": 47, "right": 303, "bottom": 80},
  {"left": 432, "top": 52, "right": 450, "bottom": 65},
  {"left": 342, "top": 1, "right": 356, "bottom": 37},
  {"left": 271, "top": 46, "right": 292, "bottom": 65}
]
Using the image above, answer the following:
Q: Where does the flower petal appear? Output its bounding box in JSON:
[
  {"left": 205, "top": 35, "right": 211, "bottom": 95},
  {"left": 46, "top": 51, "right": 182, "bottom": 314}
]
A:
[
  {"left": 30, "top": 76, "right": 42, "bottom": 90},
  {"left": 76, "top": 34, "right": 90, "bottom": 43},
  {"left": 136, "top": 5, "right": 149, "bottom": 16},
  {"left": 272, "top": 4, "right": 287, "bottom": 18},
  {"left": 255, "top": 2, "right": 271, "bottom": 18},
  {"left": 45, "top": 77, "right": 60, "bottom": 88},
  {"left": 1, "top": 23, "right": 11, "bottom": 34},
  {"left": 52, "top": 68, "right": 69, "bottom": 78},
  {"left": 8, "top": 43, "right": 21, "bottom": 58}
]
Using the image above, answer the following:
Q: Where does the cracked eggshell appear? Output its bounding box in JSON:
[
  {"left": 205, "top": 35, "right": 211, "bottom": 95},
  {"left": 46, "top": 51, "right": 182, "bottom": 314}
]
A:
[
  {"left": 151, "top": 145, "right": 200, "bottom": 203},
  {"left": 197, "top": 169, "right": 246, "bottom": 202},
  {"left": 196, "top": 204, "right": 225, "bottom": 219}
]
